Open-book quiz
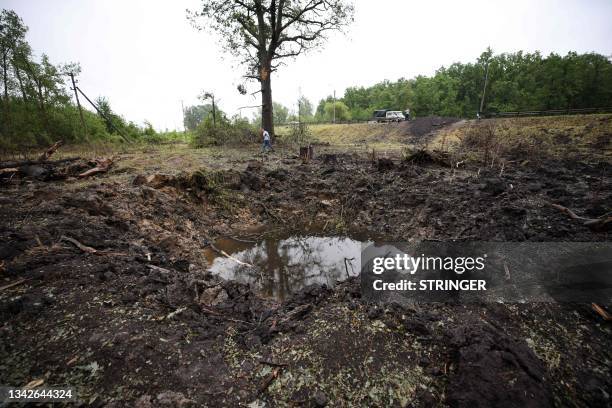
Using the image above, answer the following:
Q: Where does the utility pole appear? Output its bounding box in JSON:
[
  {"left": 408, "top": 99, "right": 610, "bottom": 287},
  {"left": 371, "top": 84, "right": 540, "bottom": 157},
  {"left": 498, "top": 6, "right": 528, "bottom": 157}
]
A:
[
  {"left": 75, "top": 86, "right": 130, "bottom": 143},
  {"left": 180, "top": 100, "right": 186, "bottom": 133},
  {"left": 333, "top": 89, "right": 336, "bottom": 123},
  {"left": 211, "top": 95, "right": 216, "bottom": 127},
  {"left": 479, "top": 62, "right": 490, "bottom": 117},
  {"left": 69, "top": 72, "right": 88, "bottom": 140},
  {"left": 297, "top": 86, "right": 302, "bottom": 125}
]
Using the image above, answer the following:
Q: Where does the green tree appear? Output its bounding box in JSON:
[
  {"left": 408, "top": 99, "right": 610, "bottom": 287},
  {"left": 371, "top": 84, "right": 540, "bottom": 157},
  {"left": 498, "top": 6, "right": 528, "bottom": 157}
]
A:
[
  {"left": 324, "top": 100, "right": 350, "bottom": 121},
  {"left": 183, "top": 104, "right": 214, "bottom": 131},
  {"left": 273, "top": 101, "right": 288, "bottom": 124},
  {"left": 298, "top": 95, "right": 313, "bottom": 120},
  {"left": 188, "top": 0, "right": 354, "bottom": 136}
]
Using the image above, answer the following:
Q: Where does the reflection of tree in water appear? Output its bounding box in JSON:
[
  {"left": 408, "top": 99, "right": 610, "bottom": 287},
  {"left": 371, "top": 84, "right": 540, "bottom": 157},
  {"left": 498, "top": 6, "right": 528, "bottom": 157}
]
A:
[{"left": 208, "top": 236, "right": 362, "bottom": 300}]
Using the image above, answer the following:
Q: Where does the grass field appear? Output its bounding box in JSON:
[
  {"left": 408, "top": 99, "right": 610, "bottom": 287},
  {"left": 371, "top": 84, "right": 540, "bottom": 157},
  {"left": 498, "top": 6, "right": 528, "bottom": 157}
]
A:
[{"left": 275, "top": 122, "right": 412, "bottom": 150}]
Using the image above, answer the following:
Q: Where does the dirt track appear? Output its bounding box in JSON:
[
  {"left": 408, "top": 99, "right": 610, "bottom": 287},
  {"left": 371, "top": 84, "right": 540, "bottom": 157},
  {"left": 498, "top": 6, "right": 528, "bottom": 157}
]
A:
[{"left": 1, "top": 135, "right": 611, "bottom": 406}]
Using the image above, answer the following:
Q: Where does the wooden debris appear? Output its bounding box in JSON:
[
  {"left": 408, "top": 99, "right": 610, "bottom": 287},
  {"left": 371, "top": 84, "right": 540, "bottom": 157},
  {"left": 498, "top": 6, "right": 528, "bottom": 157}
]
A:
[
  {"left": 165, "top": 307, "right": 187, "bottom": 320},
  {"left": 0, "top": 278, "right": 28, "bottom": 292},
  {"left": 0, "top": 157, "right": 79, "bottom": 170},
  {"left": 209, "top": 244, "right": 253, "bottom": 267},
  {"left": 78, "top": 157, "right": 114, "bottom": 178},
  {"left": 299, "top": 145, "right": 314, "bottom": 163},
  {"left": 548, "top": 203, "right": 611, "bottom": 232},
  {"left": 60, "top": 235, "right": 98, "bottom": 254},
  {"left": 257, "top": 367, "right": 281, "bottom": 396},
  {"left": 344, "top": 257, "right": 355, "bottom": 279},
  {"left": 592, "top": 303, "right": 612, "bottom": 321},
  {"left": 37, "top": 140, "right": 63, "bottom": 161},
  {"left": 24, "top": 379, "right": 44, "bottom": 389},
  {"left": 280, "top": 304, "right": 312, "bottom": 324},
  {"left": 503, "top": 261, "right": 511, "bottom": 281}
]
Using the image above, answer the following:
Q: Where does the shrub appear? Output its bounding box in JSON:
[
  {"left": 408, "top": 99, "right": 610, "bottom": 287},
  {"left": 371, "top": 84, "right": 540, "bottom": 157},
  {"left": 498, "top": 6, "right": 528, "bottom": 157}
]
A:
[{"left": 191, "top": 116, "right": 257, "bottom": 147}]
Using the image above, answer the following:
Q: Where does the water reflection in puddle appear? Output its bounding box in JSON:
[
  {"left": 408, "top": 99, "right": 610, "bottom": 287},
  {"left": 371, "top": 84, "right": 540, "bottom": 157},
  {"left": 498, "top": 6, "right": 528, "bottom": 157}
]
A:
[{"left": 204, "top": 235, "right": 369, "bottom": 300}]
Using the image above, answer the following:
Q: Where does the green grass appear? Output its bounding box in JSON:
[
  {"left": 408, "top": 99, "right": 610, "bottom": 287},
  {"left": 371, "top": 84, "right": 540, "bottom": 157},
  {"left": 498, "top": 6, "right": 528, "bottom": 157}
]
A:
[{"left": 275, "top": 122, "right": 411, "bottom": 152}]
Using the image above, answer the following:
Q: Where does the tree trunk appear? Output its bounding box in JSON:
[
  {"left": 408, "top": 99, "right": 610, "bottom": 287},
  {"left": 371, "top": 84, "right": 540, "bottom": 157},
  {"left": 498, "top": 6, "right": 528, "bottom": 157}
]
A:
[
  {"left": 2, "top": 51, "right": 8, "bottom": 101},
  {"left": 12, "top": 63, "right": 27, "bottom": 102},
  {"left": 1, "top": 51, "right": 10, "bottom": 136},
  {"left": 260, "top": 62, "right": 274, "bottom": 135}
]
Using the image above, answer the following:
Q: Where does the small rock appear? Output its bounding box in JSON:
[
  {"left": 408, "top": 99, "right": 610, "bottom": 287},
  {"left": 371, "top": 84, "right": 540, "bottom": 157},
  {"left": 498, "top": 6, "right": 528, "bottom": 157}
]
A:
[{"left": 312, "top": 390, "right": 328, "bottom": 407}]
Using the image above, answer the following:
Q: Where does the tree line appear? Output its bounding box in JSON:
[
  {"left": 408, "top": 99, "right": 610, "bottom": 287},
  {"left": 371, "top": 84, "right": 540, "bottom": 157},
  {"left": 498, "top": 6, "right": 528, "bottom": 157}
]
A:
[
  {"left": 321, "top": 48, "right": 612, "bottom": 121},
  {"left": 186, "top": 47, "right": 612, "bottom": 127}
]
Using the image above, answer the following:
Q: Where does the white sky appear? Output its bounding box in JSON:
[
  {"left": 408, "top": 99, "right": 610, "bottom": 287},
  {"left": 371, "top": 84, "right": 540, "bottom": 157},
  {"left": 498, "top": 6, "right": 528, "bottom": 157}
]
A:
[{"left": 3, "top": 0, "right": 612, "bottom": 130}]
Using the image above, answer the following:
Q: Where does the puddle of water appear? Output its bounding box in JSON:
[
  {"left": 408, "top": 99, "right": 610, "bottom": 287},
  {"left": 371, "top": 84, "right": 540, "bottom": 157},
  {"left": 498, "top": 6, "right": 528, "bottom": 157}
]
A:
[{"left": 204, "top": 235, "right": 370, "bottom": 300}]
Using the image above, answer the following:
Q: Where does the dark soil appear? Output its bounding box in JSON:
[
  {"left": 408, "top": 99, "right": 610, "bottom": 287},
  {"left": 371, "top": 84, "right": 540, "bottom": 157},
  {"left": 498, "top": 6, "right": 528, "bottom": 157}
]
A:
[
  {"left": 406, "top": 116, "right": 462, "bottom": 139},
  {"left": 0, "top": 148, "right": 610, "bottom": 407}
]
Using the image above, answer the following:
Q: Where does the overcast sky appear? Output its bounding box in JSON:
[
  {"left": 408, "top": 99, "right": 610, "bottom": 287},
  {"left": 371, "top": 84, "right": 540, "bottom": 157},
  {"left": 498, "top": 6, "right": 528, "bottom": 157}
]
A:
[{"left": 4, "top": 0, "right": 612, "bottom": 130}]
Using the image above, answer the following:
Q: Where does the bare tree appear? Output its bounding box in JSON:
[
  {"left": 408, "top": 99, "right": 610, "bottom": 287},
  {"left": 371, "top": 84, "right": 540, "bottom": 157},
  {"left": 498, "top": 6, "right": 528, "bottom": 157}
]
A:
[{"left": 188, "top": 0, "right": 354, "bottom": 135}]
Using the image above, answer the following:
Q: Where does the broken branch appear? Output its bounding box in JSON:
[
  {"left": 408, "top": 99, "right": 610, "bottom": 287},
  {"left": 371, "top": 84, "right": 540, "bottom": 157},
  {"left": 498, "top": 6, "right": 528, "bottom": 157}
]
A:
[
  {"left": 592, "top": 303, "right": 612, "bottom": 321},
  {"left": 0, "top": 278, "right": 28, "bottom": 292},
  {"left": 209, "top": 244, "right": 253, "bottom": 267},
  {"left": 548, "top": 203, "right": 611, "bottom": 232},
  {"left": 37, "top": 140, "right": 63, "bottom": 161},
  {"left": 60, "top": 235, "right": 98, "bottom": 254},
  {"left": 78, "top": 157, "right": 114, "bottom": 178},
  {"left": 0, "top": 157, "right": 79, "bottom": 170}
]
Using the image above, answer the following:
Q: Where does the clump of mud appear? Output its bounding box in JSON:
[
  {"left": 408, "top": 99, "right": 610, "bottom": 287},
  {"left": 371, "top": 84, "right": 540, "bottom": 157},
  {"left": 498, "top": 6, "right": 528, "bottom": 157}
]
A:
[{"left": 403, "top": 149, "right": 451, "bottom": 166}]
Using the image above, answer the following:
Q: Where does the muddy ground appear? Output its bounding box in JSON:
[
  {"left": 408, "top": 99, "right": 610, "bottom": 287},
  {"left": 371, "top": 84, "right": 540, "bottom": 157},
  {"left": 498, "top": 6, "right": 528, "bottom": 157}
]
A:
[{"left": 0, "top": 131, "right": 611, "bottom": 407}]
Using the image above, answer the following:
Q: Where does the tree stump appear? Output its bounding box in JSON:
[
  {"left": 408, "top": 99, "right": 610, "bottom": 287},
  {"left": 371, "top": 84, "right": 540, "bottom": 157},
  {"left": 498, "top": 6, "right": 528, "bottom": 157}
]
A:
[{"left": 299, "top": 145, "right": 314, "bottom": 163}]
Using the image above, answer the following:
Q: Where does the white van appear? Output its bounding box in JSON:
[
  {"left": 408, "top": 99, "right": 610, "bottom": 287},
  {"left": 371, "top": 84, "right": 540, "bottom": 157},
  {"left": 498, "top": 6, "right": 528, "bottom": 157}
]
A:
[{"left": 384, "top": 111, "right": 405, "bottom": 122}]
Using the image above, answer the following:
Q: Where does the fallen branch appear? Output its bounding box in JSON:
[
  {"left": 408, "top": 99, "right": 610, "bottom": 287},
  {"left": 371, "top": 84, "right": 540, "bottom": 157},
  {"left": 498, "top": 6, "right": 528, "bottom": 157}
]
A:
[
  {"left": 344, "top": 257, "right": 355, "bottom": 279},
  {"left": 0, "top": 157, "right": 79, "bottom": 170},
  {"left": 37, "top": 140, "right": 63, "bottom": 161},
  {"left": 78, "top": 157, "right": 113, "bottom": 178},
  {"left": 257, "top": 367, "right": 281, "bottom": 396},
  {"left": 592, "top": 303, "right": 612, "bottom": 321},
  {"left": 209, "top": 244, "right": 253, "bottom": 267},
  {"left": 0, "top": 167, "right": 18, "bottom": 174},
  {"left": 60, "top": 235, "right": 98, "bottom": 254},
  {"left": 0, "top": 278, "right": 28, "bottom": 292},
  {"left": 548, "top": 203, "right": 611, "bottom": 232}
]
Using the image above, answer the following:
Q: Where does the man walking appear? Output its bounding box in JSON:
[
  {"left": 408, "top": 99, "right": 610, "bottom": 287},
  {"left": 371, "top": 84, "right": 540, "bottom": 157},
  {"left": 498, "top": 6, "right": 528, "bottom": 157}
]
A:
[{"left": 261, "top": 128, "right": 273, "bottom": 152}]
